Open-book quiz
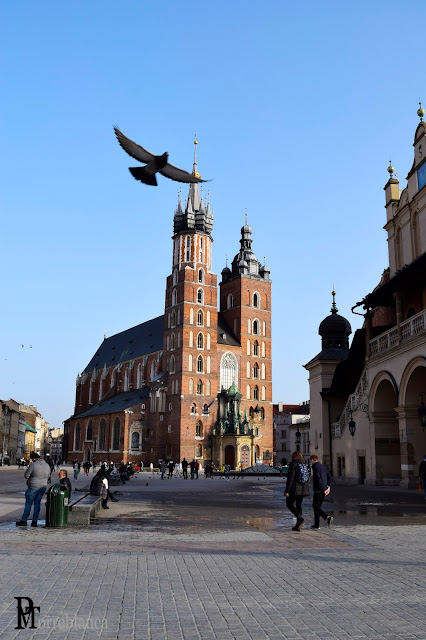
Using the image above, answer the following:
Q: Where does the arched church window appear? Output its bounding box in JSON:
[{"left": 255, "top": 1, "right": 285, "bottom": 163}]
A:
[
  {"left": 197, "top": 288, "right": 203, "bottom": 304},
  {"left": 196, "top": 379, "right": 203, "bottom": 395},
  {"left": 197, "top": 355, "right": 204, "bottom": 373},
  {"left": 227, "top": 294, "right": 234, "bottom": 309},
  {"left": 86, "top": 421, "right": 93, "bottom": 441},
  {"left": 196, "top": 421, "right": 203, "bottom": 437},
  {"left": 112, "top": 418, "right": 120, "bottom": 450},
  {"left": 98, "top": 420, "right": 106, "bottom": 450},
  {"left": 253, "top": 292, "right": 260, "bottom": 308},
  {"left": 191, "top": 403, "right": 197, "bottom": 414},
  {"left": 150, "top": 360, "right": 157, "bottom": 381},
  {"left": 253, "top": 320, "right": 260, "bottom": 335},
  {"left": 123, "top": 368, "right": 129, "bottom": 392},
  {"left": 171, "top": 333, "right": 175, "bottom": 350},
  {"left": 173, "top": 270, "right": 178, "bottom": 285},
  {"left": 189, "top": 378, "right": 194, "bottom": 394},
  {"left": 172, "top": 289, "right": 177, "bottom": 306},
  {"left": 220, "top": 352, "right": 238, "bottom": 391},
  {"left": 196, "top": 444, "right": 202, "bottom": 458},
  {"left": 197, "top": 333, "right": 204, "bottom": 349},
  {"left": 186, "top": 236, "right": 191, "bottom": 262},
  {"left": 171, "top": 310, "right": 176, "bottom": 327},
  {"left": 198, "top": 268, "right": 204, "bottom": 283},
  {"left": 74, "top": 423, "right": 81, "bottom": 451},
  {"left": 249, "top": 407, "right": 254, "bottom": 418},
  {"left": 253, "top": 386, "right": 259, "bottom": 400},
  {"left": 170, "top": 355, "right": 175, "bottom": 374},
  {"left": 137, "top": 363, "right": 143, "bottom": 388},
  {"left": 197, "top": 309, "right": 204, "bottom": 326},
  {"left": 199, "top": 237, "right": 204, "bottom": 263},
  {"left": 203, "top": 403, "right": 209, "bottom": 415},
  {"left": 253, "top": 340, "right": 259, "bottom": 356},
  {"left": 253, "top": 363, "right": 259, "bottom": 379}
]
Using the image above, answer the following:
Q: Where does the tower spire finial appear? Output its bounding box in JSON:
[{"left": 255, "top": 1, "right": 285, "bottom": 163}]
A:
[
  {"left": 331, "top": 289, "right": 338, "bottom": 315},
  {"left": 192, "top": 134, "right": 200, "bottom": 177},
  {"left": 418, "top": 99, "right": 425, "bottom": 122},
  {"left": 245, "top": 208, "right": 248, "bottom": 225},
  {"left": 387, "top": 158, "right": 395, "bottom": 177}
]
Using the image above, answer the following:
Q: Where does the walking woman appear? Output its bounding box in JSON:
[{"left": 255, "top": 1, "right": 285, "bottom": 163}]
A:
[{"left": 284, "top": 451, "right": 310, "bottom": 531}]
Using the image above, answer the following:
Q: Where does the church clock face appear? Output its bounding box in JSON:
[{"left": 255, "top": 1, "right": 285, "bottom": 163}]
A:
[{"left": 417, "top": 162, "right": 426, "bottom": 191}]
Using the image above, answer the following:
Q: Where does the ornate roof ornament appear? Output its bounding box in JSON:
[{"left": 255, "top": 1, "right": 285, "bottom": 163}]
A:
[{"left": 417, "top": 100, "right": 425, "bottom": 122}]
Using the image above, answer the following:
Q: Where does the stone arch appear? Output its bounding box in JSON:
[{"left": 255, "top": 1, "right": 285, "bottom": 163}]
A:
[
  {"left": 399, "top": 357, "right": 426, "bottom": 407},
  {"left": 369, "top": 371, "right": 400, "bottom": 484}
]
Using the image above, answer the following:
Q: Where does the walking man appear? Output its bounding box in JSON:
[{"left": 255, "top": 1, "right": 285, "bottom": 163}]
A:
[
  {"left": 160, "top": 459, "right": 166, "bottom": 480},
  {"left": 310, "top": 455, "right": 333, "bottom": 530},
  {"left": 284, "top": 451, "right": 310, "bottom": 531},
  {"left": 16, "top": 452, "right": 51, "bottom": 527}
]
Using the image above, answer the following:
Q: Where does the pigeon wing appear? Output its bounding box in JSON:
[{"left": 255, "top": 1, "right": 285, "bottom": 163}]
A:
[
  {"left": 160, "top": 162, "right": 208, "bottom": 183},
  {"left": 114, "top": 127, "right": 155, "bottom": 164}
]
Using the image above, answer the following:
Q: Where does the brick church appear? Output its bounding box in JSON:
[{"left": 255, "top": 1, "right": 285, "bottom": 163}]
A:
[{"left": 64, "top": 145, "right": 273, "bottom": 469}]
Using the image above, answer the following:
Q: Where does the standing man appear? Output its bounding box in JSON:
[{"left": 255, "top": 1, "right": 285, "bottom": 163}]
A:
[
  {"left": 284, "top": 451, "right": 310, "bottom": 531},
  {"left": 419, "top": 454, "right": 426, "bottom": 500},
  {"left": 181, "top": 458, "right": 188, "bottom": 479},
  {"left": 16, "top": 452, "right": 51, "bottom": 527},
  {"left": 160, "top": 459, "right": 166, "bottom": 480},
  {"left": 310, "top": 455, "right": 333, "bottom": 530}
]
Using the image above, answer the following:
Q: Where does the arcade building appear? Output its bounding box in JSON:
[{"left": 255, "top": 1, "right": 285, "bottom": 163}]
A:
[{"left": 64, "top": 147, "right": 273, "bottom": 468}]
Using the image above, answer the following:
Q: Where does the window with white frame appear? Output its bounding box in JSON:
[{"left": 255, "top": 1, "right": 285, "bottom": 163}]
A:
[
  {"left": 197, "top": 332, "right": 204, "bottom": 349},
  {"left": 197, "top": 288, "right": 203, "bottom": 304},
  {"left": 197, "top": 309, "right": 203, "bottom": 326},
  {"left": 197, "top": 355, "right": 203, "bottom": 373},
  {"left": 220, "top": 352, "right": 238, "bottom": 391}
]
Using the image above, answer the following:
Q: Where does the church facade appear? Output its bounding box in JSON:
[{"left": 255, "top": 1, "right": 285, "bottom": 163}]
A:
[
  {"left": 64, "top": 148, "right": 273, "bottom": 468},
  {"left": 305, "top": 107, "right": 426, "bottom": 487}
]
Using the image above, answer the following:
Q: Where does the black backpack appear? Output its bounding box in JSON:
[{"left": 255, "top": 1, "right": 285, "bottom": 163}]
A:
[
  {"left": 296, "top": 463, "right": 309, "bottom": 484},
  {"left": 90, "top": 476, "right": 103, "bottom": 496}
]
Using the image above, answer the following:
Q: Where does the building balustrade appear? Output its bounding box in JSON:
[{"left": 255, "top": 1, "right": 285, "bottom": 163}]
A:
[{"left": 369, "top": 308, "right": 426, "bottom": 356}]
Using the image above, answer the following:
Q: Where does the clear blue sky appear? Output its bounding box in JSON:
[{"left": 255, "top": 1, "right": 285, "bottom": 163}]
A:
[{"left": 1, "top": 1, "right": 424, "bottom": 428}]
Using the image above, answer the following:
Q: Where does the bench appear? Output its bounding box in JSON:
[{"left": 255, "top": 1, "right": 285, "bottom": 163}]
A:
[{"left": 68, "top": 494, "right": 102, "bottom": 526}]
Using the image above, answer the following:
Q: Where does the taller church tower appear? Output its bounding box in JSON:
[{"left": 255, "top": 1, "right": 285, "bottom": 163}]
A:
[{"left": 163, "top": 142, "right": 218, "bottom": 461}]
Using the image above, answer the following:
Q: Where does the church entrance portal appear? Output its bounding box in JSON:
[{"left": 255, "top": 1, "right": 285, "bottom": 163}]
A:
[
  {"left": 225, "top": 445, "right": 235, "bottom": 469},
  {"left": 240, "top": 445, "right": 250, "bottom": 469}
]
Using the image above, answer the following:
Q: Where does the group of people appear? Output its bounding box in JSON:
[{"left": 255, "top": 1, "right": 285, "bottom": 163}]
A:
[
  {"left": 284, "top": 451, "right": 333, "bottom": 531},
  {"left": 159, "top": 458, "right": 204, "bottom": 480},
  {"left": 16, "top": 452, "right": 72, "bottom": 527}
]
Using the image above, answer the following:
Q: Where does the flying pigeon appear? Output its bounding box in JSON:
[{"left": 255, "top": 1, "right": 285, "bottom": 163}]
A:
[{"left": 114, "top": 127, "right": 210, "bottom": 187}]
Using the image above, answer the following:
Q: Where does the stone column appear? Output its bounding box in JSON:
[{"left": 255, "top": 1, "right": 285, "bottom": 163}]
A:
[{"left": 395, "top": 407, "right": 418, "bottom": 488}]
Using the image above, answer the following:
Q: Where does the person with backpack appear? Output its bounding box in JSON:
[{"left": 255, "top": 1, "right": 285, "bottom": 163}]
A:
[
  {"left": 284, "top": 451, "right": 310, "bottom": 531},
  {"left": 90, "top": 468, "right": 109, "bottom": 509},
  {"left": 310, "top": 455, "right": 333, "bottom": 529}
]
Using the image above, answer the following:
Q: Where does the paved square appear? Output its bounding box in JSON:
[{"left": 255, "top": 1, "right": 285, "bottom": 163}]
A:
[{"left": 0, "top": 467, "right": 425, "bottom": 639}]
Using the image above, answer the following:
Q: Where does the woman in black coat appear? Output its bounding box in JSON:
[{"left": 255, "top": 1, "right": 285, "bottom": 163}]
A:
[{"left": 284, "top": 451, "right": 310, "bottom": 531}]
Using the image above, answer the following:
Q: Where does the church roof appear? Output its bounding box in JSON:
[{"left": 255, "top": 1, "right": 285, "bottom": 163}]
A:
[
  {"left": 73, "top": 387, "right": 151, "bottom": 418},
  {"left": 217, "top": 313, "right": 240, "bottom": 346},
  {"left": 83, "top": 315, "right": 164, "bottom": 374}
]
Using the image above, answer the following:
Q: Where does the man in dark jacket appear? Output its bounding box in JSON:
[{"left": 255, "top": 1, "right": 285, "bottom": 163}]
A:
[
  {"left": 310, "top": 455, "right": 333, "bottom": 529},
  {"left": 59, "top": 469, "right": 72, "bottom": 500},
  {"left": 284, "top": 451, "right": 310, "bottom": 531}
]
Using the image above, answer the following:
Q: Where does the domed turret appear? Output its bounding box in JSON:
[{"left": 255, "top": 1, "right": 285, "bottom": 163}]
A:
[{"left": 318, "top": 291, "right": 351, "bottom": 350}]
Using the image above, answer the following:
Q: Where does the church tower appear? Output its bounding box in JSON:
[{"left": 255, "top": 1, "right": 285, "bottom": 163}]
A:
[
  {"left": 219, "top": 220, "right": 273, "bottom": 463},
  {"left": 163, "top": 141, "right": 218, "bottom": 461}
]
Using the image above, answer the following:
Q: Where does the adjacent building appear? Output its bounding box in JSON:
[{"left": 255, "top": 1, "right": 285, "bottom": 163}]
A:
[
  {"left": 305, "top": 107, "right": 426, "bottom": 487},
  {"left": 273, "top": 402, "right": 310, "bottom": 466}
]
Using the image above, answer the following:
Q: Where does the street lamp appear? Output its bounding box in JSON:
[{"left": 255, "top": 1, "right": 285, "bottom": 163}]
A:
[
  {"left": 348, "top": 411, "right": 356, "bottom": 437},
  {"left": 295, "top": 429, "right": 301, "bottom": 451},
  {"left": 418, "top": 392, "right": 426, "bottom": 428}
]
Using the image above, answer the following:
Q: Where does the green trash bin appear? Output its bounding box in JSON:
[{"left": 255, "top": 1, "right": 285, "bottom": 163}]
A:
[{"left": 45, "top": 483, "right": 69, "bottom": 527}]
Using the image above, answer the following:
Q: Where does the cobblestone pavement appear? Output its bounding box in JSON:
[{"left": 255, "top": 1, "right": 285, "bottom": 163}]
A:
[{"left": 0, "top": 467, "right": 425, "bottom": 639}]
